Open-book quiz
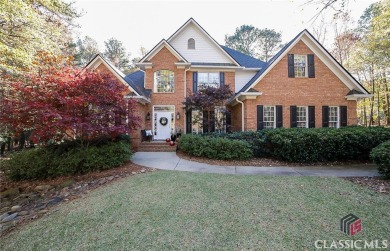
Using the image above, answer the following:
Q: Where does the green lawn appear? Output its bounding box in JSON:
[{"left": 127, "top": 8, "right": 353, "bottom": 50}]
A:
[{"left": 1, "top": 171, "right": 389, "bottom": 250}]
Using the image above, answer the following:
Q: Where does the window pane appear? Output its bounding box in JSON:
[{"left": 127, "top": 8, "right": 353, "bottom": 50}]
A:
[
  {"left": 294, "top": 55, "right": 307, "bottom": 77},
  {"left": 215, "top": 106, "right": 226, "bottom": 133},
  {"left": 198, "top": 72, "right": 220, "bottom": 89},
  {"left": 263, "top": 106, "right": 275, "bottom": 129},
  {"left": 296, "top": 106, "right": 307, "bottom": 128},
  {"left": 329, "top": 106, "right": 338, "bottom": 128},
  {"left": 188, "top": 38, "right": 195, "bottom": 49},
  {"left": 191, "top": 110, "right": 203, "bottom": 134},
  {"left": 155, "top": 70, "right": 174, "bottom": 93}
]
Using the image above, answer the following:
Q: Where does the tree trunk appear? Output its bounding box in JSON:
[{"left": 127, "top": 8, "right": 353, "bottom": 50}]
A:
[{"left": 383, "top": 74, "right": 390, "bottom": 125}]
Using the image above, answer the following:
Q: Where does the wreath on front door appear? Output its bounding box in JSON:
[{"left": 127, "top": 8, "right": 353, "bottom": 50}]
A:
[{"left": 159, "top": 117, "right": 168, "bottom": 126}]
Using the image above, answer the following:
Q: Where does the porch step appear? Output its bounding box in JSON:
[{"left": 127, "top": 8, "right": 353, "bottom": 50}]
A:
[{"left": 137, "top": 141, "right": 177, "bottom": 152}]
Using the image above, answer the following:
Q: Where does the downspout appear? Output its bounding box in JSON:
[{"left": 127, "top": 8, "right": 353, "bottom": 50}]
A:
[
  {"left": 184, "top": 67, "right": 190, "bottom": 134},
  {"left": 235, "top": 98, "right": 245, "bottom": 132}
]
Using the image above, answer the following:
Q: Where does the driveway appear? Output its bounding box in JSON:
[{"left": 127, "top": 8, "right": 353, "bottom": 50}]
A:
[{"left": 132, "top": 152, "right": 379, "bottom": 177}]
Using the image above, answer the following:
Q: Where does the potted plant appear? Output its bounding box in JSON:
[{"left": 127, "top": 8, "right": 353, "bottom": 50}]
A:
[{"left": 170, "top": 130, "right": 177, "bottom": 142}]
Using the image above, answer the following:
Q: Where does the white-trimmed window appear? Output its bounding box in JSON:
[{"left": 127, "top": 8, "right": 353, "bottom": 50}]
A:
[
  {"left": 263, "top": 106, "right": 276, "bottom": 129},
  {"left": 294, "top": 55, "right": 307, "bottom": 77},
  {"left": 154, "top": 70, "right": 174, "bottom": 93},
  {"left": 215, "top": 106, "right": 226, "bottom": 133},
  {"left": 191, "top": 109, "right": 203, "bottom": 134},
  {"left": 297, "top": 106, "right": 308, "bottom": 128},
  {"left": 198, "top": 72, "right": 220, "bottom": 89},
  {"left": 188, "top": 38, "right": 195, "bottom": 49},
  {"left": 329, "top": 106, "right": 339, "bottom": 128}
]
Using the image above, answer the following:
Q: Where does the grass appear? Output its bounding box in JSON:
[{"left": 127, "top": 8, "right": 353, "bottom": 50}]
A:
[{"left": 0, "top": 171, "right": 389, "bottom": 250}]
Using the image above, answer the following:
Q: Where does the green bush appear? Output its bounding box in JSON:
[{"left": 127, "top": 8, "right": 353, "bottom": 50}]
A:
[
  {"left": 2, "top": 139, "right": 132, "bottom": 180},
  {"left": 179, "top": 134, "right": 253, "bottom": 160},
  {"left": 264, "top": 127, "right": 390, "bottom": 162},
  {"left": 370, "top": 141, "right": 390, "bottom": 179},
  {"left": 204, "top": 126, "right": 390, "bottom": 163}
]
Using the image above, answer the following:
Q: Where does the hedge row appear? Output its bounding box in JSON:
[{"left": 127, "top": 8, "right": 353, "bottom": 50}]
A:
[
  {"left": 178, "top": 134, "right": 253, "bottom": 160},
  {"left": 2, "top": 137, "right": 132, "bottom": 180},
  {"left": 370, "top": 141, "right": 390, "bottom": 179},
  {"left": 205, "top": 127, "right": 390, "bottom": 163}
]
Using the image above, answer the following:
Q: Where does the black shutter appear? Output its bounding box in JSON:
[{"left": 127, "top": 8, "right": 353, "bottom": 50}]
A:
[
  {"left": 276, "top": 105, "right": 283, "bottom": 128},
  {"left": 226, "top": 110, "right": 231, "bottom": 133},
  {"left": 193, "top": 72, "right": 198, "bottom": 93},
  {"left": 203, "top": 111, "right": 208, "bottom": 133},
  {"left": 308, "top": 54, "right": 315, "bottom": 78},
  {"left": 186, "top": 109, "right": 192, "bottom": 134},
  {"left": 290, "top": 106, "right": 297, "bottom": 128},
  {"left": 322, "top": 106, "right": 329, "bottom": 127},
  {"left": 257, "top": 105, "right": 264, "bottom": 130},
  {"left": 308, "top": 106, "right": 315, "bottom": 128},
  {"left": 220, "top": 72, "right": 225, "bottom": 87},
  {"left": 340, "top": 106, "right": 348, "bottom": 127},
  {"left": 288, "top": 54, "right": 295, "bottom": 78}
]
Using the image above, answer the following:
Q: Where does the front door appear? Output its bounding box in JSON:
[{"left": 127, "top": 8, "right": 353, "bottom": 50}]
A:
[{"left": 153, "top": 106, "right": 174, "bottom": 140}]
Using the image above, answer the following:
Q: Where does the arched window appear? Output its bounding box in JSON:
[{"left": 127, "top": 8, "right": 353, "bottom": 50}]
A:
[
  {"left": 188, "top": 38, "right": 195, "bottom": 49},
  {"left": 154, "top": 70, "right": 174, "bottom": 93}
]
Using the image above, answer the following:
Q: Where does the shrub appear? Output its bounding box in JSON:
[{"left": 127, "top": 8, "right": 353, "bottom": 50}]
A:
[
  {"left": 2, "top": 138, "right": 132, "bottom": 180},
  {"left": 203, "top": 126, "right": 390, "bottom": 163},
  {"left": 370, "top": 141, "right": 390, "bottom": 179},
  {"left": 263, "top": 127, "right": 390, "bottom": 162},
  {"left": 179, "top": 134, "right": 253, "bottom": 160}
]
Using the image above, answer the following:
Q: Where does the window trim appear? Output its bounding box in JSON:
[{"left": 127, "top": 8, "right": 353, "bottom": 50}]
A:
[
  {"left": 328, "top": 106, "right": 339, "bottom": 128},
  {"left": 296, "top": 106, "right": 308, "bottom": 128},
  {"left": 154, "top": 70, "right": 175, "bottom": 93},
  {"left": 294, "top": 55, "right": 308, "bottom": 78},
  {"left": 263, "top": 106, "right": 276, "bottom": 129}
]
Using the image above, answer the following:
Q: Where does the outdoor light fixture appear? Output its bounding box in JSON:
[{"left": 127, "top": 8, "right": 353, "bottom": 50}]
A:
[
  {"left": 146, "top": 112, "right": 151, "bottom": 121},
  {"left": 176, "top": 112, "right": 180, "bottom": 120}
]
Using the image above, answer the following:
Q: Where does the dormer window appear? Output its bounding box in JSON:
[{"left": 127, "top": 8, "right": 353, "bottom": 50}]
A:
[{"left": 188, "top": 38, "right": 195, "bottom": 49}]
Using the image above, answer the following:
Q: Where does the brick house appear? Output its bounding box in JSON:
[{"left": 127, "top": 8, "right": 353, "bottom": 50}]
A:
[{"left": 86, "top": 18, "right": 371, "bottom": 149}]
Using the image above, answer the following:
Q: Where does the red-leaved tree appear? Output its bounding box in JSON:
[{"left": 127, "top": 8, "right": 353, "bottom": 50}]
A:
[
  {"left": 184, "top": 85, "right": 233, "bottom": 133},
  {"left": 1, "top": 64, "right": 140, "bottom": 145}
]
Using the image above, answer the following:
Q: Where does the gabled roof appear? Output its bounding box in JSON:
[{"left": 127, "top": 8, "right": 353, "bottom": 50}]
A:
[
  {"left": 237, "top": 29, "right": 370, "bottom": 96},
  {"left": 85, "top": 54, "right": 142, "bottom": 97},
  {"left": 167, "top": 18, "right": 240, "bottom": 67},
  {"left": 138, "top": 39, "right": 188, "bottom": 64},
  {"left": 220, "top": 45, "right": 266, "bottom": 69},
  {"left": 124, "top": 71, "right": 151, "bottom": 98}
]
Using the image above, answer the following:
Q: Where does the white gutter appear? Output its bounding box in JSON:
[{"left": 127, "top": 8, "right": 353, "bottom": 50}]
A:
[
  {"left": 235, "top": 98, "right": 245, "bottom": 132},
  {"left": 345, "top": 94, "right": 373, "bottom": 100},
  {"left": 190, "top": 65, "right": 244, "bottom": 70}
]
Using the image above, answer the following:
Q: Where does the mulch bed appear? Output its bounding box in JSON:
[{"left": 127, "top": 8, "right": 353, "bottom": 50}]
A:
[
  {"left": 177, "top": 151, "right": 389, "bottom": 195},
  {"left": 176, "top": 150, "right": 373, "bottom": 167},
  {"left": 0, "top": 161, "right": 156, "bottom": 237},
  {"left": 343, "top": 177, "right": 390, "bottom": 195}
]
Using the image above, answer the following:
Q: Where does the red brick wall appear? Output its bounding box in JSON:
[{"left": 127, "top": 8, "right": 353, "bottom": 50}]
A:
[
  {"left": 95, "top": 63, "right": 147, "bottom": 150},
  {"left": 145, "top": 47, "right": 186, "bottom": 134},
  {"left": 243, "top": 40, "right": 357, "bottom": 130}
]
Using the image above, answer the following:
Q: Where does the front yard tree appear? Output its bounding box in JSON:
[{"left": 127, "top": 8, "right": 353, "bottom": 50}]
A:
[
  {"left": 0, "top": 53, "right": 140, "bottom": 145},
  {"left": 0, "top": 0, "right": 80, "bottom": 75},
  {"left": 184, "top": 85, "right": 233, "bottom": 133}
]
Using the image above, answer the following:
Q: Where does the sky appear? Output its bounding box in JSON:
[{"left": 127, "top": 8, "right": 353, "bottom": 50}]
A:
[{"left": 72, "top": 0, "right": 378, "bottom": 58}]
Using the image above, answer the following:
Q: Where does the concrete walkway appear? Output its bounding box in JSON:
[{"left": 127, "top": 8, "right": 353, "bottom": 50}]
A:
[{"left": 132, "top": 152, "right": 379, "bottom": 177}]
